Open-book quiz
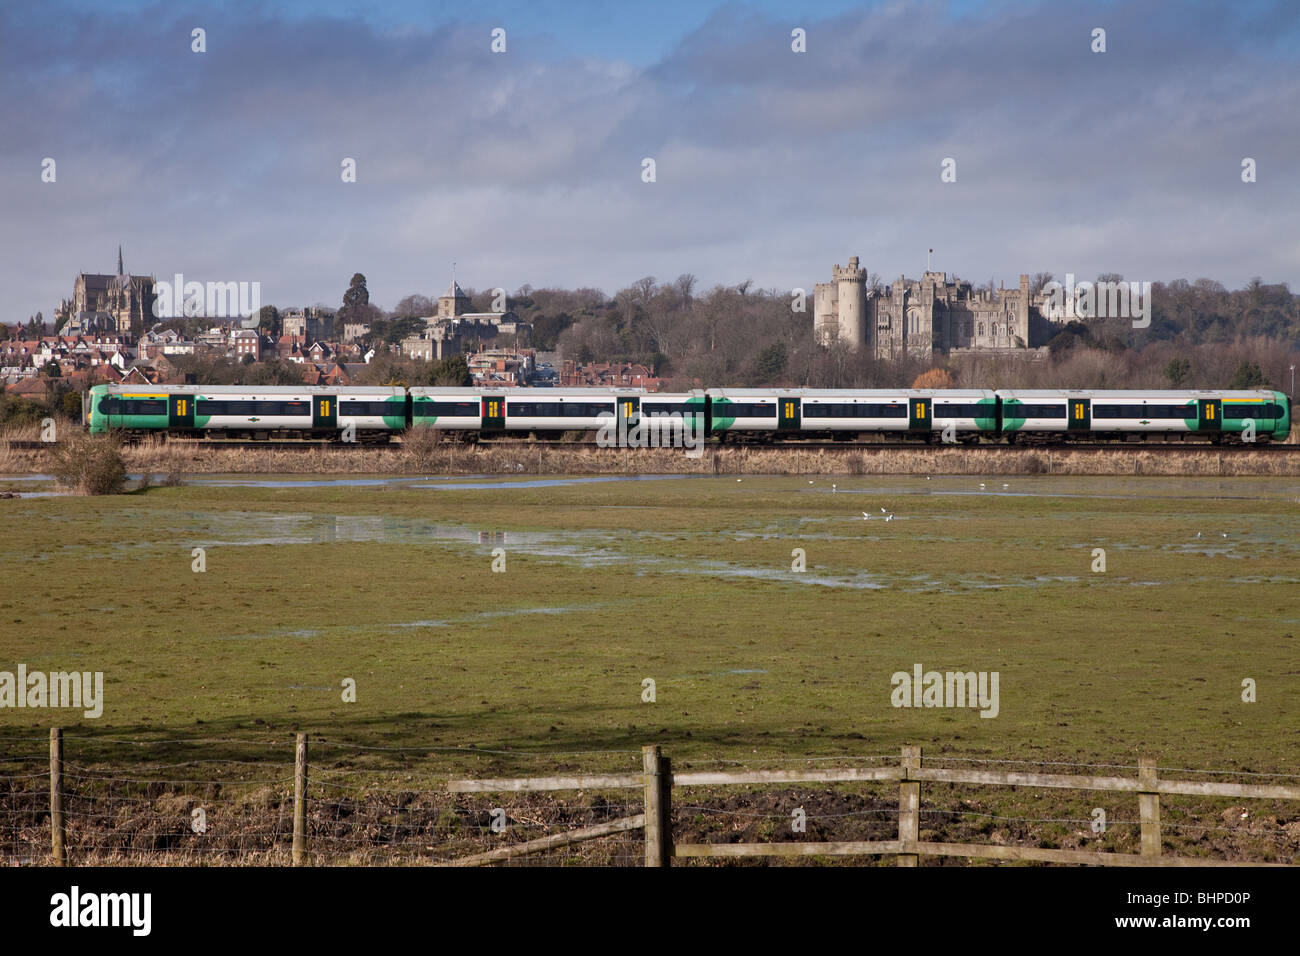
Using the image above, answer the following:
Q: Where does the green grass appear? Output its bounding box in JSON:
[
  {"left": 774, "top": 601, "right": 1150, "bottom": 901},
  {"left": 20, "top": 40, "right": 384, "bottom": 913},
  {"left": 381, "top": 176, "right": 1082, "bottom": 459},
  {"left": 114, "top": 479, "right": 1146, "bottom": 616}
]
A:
[{"left": 2, "top": 474, "right": 1298, "bottom": 780}]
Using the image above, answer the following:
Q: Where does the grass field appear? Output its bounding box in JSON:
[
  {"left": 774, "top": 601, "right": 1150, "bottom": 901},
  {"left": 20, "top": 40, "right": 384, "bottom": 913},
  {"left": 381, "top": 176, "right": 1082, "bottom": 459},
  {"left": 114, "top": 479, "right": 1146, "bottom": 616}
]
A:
[{"left": 2, "top": 473, "right": 1298, "bottom": 776}]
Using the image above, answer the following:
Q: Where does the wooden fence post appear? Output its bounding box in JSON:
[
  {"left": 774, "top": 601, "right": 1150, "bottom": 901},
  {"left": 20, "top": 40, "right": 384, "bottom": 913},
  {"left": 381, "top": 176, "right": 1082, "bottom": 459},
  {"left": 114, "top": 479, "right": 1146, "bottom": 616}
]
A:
[
  {"left": 293, "top": 733, "right": 308, "bottom": 866},
  {"left": 898, "top": 745, "right": 921, "bottom": 866},
  {"left": 643, "top": 745, "right": 671, "bottom": 867},
  {"left": 1138, "top": 756, "right": 1160, "bottom": 858},
  {"left": 49, "top": 728, "right": 65, "bottom": 866}
]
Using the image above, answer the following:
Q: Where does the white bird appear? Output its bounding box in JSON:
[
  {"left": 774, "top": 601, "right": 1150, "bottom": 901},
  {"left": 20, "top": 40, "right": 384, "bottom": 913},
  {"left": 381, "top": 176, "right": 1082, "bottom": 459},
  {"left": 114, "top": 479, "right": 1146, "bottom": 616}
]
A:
[
  {"left": 808, "top": 480, "right": 814, "bottom": 484},
  {"left": 881, "top": 507, "right": 887, "bottom": 513},
  {"left": 1196, "top": 532, "right": 1202, "bottom": 538},
  {"left": 979, "top": 483, "right": 986, "bottom": 489},
  {"left": 885, "top": 514, "right": 894, "bottom": 522},
  {"left": 832, "top": 484, "right": 837, "bottom": 492},
  {"left": 862, "top": 512, "right": 871, "bottom": 520},
  {"left": 1002, "top": 483, "right": 1009, "bottom": 489},
  {"left": 1222, "top": 532, "right": 1228, "bottom": 538},
  {"left": 737, "top": 478, "right": 742, "bottom": 482},
  {"left": 926, "top": 476, "right": 931, "bottom": 480}
]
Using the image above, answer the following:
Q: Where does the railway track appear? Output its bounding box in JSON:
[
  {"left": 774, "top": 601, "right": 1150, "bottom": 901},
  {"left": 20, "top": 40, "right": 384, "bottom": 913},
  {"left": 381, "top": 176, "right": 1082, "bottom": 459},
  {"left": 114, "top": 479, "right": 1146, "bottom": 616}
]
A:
[{"left": 6, "top": 438, "right": 1299, "bottom": 452}]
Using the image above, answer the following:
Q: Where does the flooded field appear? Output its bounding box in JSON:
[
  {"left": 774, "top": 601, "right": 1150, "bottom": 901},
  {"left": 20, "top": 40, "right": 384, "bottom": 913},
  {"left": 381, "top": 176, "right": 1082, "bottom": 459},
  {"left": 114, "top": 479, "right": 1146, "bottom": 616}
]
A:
[{"left": 1, "top": 473, "right": 1298, "bottom": 780}]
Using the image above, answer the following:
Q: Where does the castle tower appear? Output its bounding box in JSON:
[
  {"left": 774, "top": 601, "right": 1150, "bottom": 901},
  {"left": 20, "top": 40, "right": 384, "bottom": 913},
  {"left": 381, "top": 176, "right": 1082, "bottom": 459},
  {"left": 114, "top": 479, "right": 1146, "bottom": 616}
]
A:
[{"left": 832, "top": 256, "right": 867, "bottom": 349}]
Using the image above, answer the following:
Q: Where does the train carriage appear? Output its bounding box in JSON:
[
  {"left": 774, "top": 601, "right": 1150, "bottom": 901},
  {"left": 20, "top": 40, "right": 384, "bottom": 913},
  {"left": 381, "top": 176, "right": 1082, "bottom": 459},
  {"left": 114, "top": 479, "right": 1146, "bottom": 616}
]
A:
[
  {"left": 86, "top": 384, "right": 405, "bottom": 438},
  {"left": 799, "top": 389, "right": 997, "bottom": 439},
  {"left": 501, "top": 387, "right": 634, "bottom": 435},
  {"left": 705, "top": 389, "right": 801, "bottom": 437},
  {"left": 997, "top": 389, "right": 1290, "bottom": 442},
  {"left": 407, "top": 387, "right": 485, "bottom": 432},
  {"left": 635, "top": 390, "right": 708, "bottom": 445}
]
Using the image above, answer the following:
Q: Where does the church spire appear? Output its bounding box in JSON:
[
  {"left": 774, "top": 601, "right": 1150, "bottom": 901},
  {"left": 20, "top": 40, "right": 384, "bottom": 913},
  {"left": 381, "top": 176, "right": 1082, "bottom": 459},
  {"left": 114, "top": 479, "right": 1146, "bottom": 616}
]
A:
[{"left": 117, "top": 245, "right": 124, "bottom": 276}]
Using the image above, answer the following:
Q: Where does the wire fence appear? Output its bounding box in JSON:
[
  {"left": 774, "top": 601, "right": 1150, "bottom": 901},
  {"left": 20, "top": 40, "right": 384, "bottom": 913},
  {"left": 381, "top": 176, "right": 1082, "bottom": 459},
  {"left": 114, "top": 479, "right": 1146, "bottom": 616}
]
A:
[{"left": 3, "top": 733, "right": 1298, "bottom": 866}]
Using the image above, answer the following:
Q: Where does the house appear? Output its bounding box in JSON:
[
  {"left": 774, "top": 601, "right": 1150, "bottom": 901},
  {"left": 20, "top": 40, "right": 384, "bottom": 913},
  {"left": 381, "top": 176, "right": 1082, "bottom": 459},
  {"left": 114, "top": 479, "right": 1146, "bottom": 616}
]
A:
[
  {"left": 560, "top": 361, "right": 661, "bottom": 390},
  {"left": 230, "top": 329, "right": 261, "bottom": 361}
]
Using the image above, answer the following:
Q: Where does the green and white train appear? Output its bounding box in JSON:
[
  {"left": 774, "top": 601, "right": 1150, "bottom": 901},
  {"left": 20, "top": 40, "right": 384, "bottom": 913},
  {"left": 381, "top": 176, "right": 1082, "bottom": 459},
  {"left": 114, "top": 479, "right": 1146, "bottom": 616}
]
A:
[{"left": 85, "top": 383, "right": 1291, "bottom": 443}]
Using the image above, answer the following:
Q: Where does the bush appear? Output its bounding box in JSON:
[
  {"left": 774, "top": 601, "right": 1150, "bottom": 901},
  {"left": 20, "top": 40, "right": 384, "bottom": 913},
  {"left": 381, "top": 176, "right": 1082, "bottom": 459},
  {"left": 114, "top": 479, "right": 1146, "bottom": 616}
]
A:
[
  {"left": 0, "top": 395, "right": 47, "bottom": 429},
  {"left": 49, "top": 433, "right": 127, "bottom": 495},
  {"left": 401, "top": 427, "right": 443, "bottom": 472}
]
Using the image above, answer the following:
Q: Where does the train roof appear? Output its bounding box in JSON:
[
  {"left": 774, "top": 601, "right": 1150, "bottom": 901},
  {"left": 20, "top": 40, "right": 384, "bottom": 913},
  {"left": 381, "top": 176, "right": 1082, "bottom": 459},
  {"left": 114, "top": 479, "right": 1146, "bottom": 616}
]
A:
[
  {"left": 995, "top": 389, "right": 1281, "bottom": 399},
  {"left": 407, "top": 386, "right": 654, "bottom": 396},
  {"left": 706, "top": 388, "right": 995, "bottom": 398},
  {"left": 97, "top": 384, "right": 403, "bottom": 395},
  {"left": 797, "top": 389, "right": 996, "bottom": 398}
]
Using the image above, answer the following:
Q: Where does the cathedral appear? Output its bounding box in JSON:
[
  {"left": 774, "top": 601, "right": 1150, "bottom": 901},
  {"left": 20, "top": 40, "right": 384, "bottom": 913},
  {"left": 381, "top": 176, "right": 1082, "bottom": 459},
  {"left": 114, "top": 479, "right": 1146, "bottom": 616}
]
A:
[
  {"left": 56, "top": 247, "right": 157, "bottom": 339},
  {"left": 813, "top": 256, "right": 1040, "bottom": 358}
]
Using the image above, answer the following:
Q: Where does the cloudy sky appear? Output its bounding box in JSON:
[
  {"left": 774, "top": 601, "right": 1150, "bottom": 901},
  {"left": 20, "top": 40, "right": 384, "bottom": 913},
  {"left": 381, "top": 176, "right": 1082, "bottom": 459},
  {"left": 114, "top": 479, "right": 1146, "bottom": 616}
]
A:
[{"left": 4, "top": 0, "right": 1298, "bottom": 321}]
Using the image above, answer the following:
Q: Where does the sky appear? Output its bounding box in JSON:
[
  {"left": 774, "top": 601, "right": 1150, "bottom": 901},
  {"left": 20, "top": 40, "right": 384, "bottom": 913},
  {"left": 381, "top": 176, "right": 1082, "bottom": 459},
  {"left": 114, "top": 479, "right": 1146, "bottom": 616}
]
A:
[{"left": 4, "top": 0, "right": 1299, "bottom": 322}]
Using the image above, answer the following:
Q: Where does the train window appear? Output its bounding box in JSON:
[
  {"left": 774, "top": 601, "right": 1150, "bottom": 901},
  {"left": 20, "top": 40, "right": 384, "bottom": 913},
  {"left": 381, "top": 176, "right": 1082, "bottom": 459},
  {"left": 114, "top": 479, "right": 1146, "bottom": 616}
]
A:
[
  {"left": 1092, "top": 405, "right": 1194, "bottom": 419},
  {"left": 339, "top": 401, "right": 402, "bottom": 417},
  {"left": 507, "top": 402, "right": 616, "bottom": 417},
  {"left": 196, "top": 400, "right": 310, "bottom": 416},
  {"left": 415, "top": 401, "right": 479, "bottom": 416},
  {"left": 1223, "top": 403, "right": 1281, "bottom": 419},
  {"left": 1006, "top": 404, "right": 1066, "bottom": 419},
  {"left": 641, "top": 403, "right": 703, "bottom": 416},
  {"left": 803, "top": 403, "right": 908, "bottom": 418},
  {"left": 102, "top": 398, "right": 167, "bottom": 415},
  {"left": 932, "top": 403, "right": 991, "bottom": 418},
  {"left": 715, "top": 403, "right": 777, "bottom": 418}
]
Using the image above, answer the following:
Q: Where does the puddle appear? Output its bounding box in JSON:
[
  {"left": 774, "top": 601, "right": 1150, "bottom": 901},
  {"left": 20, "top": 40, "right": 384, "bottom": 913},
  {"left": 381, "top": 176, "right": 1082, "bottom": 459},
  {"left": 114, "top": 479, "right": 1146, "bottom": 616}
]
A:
[{"left": 192, "top": 474, "right": 696, "bottom": 490}]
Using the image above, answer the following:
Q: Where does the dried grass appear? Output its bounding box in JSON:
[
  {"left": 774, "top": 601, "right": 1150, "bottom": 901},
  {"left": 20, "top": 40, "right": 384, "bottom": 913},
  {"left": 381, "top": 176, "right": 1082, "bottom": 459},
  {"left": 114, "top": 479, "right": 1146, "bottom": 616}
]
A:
[{"left": 4, "top": 437, "right": 1299, "bottom": 478}]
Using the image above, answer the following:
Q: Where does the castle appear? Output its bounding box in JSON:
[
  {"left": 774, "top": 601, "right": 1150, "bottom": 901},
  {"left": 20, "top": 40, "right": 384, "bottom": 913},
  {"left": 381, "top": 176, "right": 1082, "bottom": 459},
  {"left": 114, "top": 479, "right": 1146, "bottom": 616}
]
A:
[{"left": 813, "top": 256, "right": 1041, "bottom": 358}]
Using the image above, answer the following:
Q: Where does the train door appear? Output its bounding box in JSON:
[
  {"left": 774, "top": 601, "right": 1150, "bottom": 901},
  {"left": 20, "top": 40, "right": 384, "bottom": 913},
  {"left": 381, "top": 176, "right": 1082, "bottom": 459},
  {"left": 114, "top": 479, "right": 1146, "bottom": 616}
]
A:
[
  {"left": 482, "top": 396, "right": 505, "bottom": 432},
  {"left": 617, "top": 396, "right": 640, "bottom": 432},
  {"left": 779, "top": 396, "right": 800, "bottom": 432},
  {"left": 1068, "top": 398, "right": 1090, "bottom": 432},
  {"left": 1198, "top": 398, "right": 1221, "bottom": 432},
  {"left": 312, "top": 394, "right": 337, "bottom": 430},
  {"left": 908, "top": 396, "right": 932, "bottom": 432},
  {"left": 169, "top": 393, "right": 195, "bottom": 430}
]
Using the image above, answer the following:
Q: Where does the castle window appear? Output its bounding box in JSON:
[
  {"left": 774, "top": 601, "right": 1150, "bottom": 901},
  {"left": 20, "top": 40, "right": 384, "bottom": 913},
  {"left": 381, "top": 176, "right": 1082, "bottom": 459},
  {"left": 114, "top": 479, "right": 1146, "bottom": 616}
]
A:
[{"left": 977, "top": 322, "right": 984, "bottom": 336}]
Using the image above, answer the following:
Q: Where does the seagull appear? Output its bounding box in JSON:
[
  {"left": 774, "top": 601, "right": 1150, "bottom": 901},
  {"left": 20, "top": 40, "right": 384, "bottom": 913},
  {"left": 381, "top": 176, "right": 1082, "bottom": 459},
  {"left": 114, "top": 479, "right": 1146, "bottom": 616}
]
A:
[
  {"left": 832, "top": 484, "right": 837, "bottom": 493},
  {"left": 926, "top": 476, "right": 931, "bottom": 480},
  {"left": 862, "top": 512, "right": 871, "bottom": 520},
  {"left": 737, "top": 478, "right": 742, "bottom": 482},
  {"left": 885, "top": 514, "right": 893, "bottom": 522},
  {"left": 1222, "top": 532, "right": 1228, "bottom": 538},
  {"left": 881, "top": 507, "right": 887, "bottom": 513},
  {"left": 808, "top": 480, "right": 814, "bottom": 484},
  {"left": 979, "top": 483, "right": 986, "bottom": 490},
  {"left": 1002, "top": 483, "right": 1009, "bottom": 489},
  {"left": 1196, "top": 532, "right": 1202, "bottom": 538}
]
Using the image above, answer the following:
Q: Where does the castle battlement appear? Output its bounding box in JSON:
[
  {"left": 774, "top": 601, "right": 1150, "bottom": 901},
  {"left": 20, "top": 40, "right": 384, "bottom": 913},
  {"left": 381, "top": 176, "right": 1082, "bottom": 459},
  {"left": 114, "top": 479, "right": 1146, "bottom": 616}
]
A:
[{"left": 831, "top": 255, "right": 867, "bottom": 283}]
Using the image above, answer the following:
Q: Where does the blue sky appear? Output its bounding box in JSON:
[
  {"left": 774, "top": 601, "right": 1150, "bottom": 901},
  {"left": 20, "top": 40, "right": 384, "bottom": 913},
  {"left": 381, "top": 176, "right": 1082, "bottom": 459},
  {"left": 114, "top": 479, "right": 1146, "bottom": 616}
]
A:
[{"left": 4, "top": 0, "right": 1299, "bottom": 322}]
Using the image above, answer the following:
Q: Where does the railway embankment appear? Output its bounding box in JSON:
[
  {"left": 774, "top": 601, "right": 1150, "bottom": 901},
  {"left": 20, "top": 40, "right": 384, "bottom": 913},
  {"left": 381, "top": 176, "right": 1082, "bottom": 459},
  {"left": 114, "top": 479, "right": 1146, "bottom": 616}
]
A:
[{"left": 4, "top": 434, "right": 1300, "bottom": 478}]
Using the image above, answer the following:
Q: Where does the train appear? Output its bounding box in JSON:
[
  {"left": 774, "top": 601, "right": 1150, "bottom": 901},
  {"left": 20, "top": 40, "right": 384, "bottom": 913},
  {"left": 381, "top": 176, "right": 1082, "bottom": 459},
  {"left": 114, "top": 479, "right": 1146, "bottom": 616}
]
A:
[{"left": 84, "top": 383, "right": 1291, "bottom": 444}]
